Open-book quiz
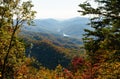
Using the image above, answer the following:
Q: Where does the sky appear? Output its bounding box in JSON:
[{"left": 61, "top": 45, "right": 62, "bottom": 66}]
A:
[{"left": 24, "top": 0, "right": 95, "bottom": 19}]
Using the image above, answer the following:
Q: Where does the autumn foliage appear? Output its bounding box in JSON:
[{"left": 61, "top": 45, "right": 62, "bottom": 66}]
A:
[{"left": 0, "top": 0, "right": 120, "bottom": 79}]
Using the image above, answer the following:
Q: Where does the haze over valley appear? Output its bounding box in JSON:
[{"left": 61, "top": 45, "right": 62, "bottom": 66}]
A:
[{"left": 22, "top": 17, "right": 91, "bottom": 39}]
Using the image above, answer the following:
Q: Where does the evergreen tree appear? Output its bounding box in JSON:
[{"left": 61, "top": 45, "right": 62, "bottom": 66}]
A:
[
  {"left": 0, "top": 0, "right": 36, "bottom": 79},
  {"left": 78, "top": 0, "right": 120, "bottom": 78}
]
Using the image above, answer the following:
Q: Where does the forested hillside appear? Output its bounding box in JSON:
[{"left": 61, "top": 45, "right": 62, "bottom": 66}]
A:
[
  {"left": 0, "top": 0, "right": 120, "bottom": 79},
  {"left": 19, "top": 31, "right": 84, "bottom": 69},
  {"left": 20, "top": 30, "right": 83, "bottom": 48}
]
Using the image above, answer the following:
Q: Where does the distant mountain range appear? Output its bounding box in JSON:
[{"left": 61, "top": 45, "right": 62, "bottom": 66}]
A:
[
  {"left": 20, "top": 17, "right": 90, "bottom": 69},
  {"left": 22, "top": 17, "right": 91, "bottom": 39}
]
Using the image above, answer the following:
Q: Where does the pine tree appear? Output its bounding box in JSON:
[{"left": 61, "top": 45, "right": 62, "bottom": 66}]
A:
[{"left": 78, "top": 0, "right": 120, "bottom": 78}]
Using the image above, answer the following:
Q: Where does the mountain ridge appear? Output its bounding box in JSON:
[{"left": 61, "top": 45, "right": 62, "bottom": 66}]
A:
[{"left": 23, "top": 17, "right": 91, "bottom": 39}]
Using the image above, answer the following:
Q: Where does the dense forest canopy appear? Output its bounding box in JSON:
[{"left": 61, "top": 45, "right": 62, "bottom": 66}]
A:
[{"left": 0, "top": 0, "right": 120, "bottom": 79}]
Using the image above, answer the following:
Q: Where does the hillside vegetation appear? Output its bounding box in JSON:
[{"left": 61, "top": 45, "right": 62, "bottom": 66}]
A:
[
  {"left": 19, "top": 31, "right": 84, "bottom": 69},
  {"left": 0, "top": 0, "right": 120, "bottom": 79}
]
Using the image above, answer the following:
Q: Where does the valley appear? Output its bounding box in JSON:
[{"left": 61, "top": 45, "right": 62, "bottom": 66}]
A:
[{"left": 19, "top": 17, "right": 90, "bottom": 69}]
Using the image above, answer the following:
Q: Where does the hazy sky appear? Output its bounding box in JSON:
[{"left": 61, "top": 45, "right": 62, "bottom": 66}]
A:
[{"left": 24, "top": 0, "right": 95, "bottom": 19}]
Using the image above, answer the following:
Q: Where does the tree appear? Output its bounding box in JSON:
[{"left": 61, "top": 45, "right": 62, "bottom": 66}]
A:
[
  {"left": 0, "top": 0, "right": 36, "bottom": 79},
  {"left": 78, "top": 0, "right": 120, "bottom": 78}
]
